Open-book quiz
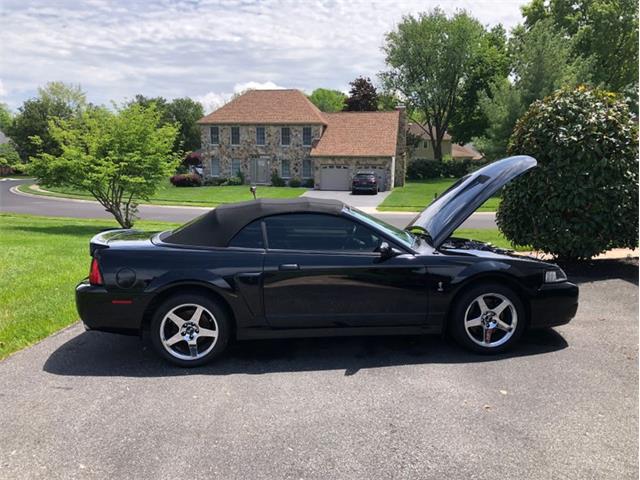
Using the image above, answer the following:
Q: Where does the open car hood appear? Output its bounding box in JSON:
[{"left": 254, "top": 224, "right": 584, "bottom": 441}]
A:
[{"left": 407, "top": 155, "right": 537, "bottom": 248}]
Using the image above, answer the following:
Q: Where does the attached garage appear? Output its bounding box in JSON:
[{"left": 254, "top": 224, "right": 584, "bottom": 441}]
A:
[{"left": 319, "top": 165, "right": 351, "bottom": 191}]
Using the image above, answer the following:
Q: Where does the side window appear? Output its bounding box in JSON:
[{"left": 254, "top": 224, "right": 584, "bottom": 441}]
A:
[
  {"left": 228, "top": 220, "right": 264, "bottom": 249},
  {"left": 264, "top": 214, "right": 381, "bottom": 252}
]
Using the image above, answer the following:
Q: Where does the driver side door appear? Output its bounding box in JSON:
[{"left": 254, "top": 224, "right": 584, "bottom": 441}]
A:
[{"left": 261, "top": 213, "right": 429, "bottom": 329}]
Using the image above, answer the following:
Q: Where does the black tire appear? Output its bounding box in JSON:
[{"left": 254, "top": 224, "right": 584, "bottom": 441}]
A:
[
  {"left": 351, "top": 189, "right": 357, "bottom": 195},
  {"left": 150, "top": 293, "right": 231, "bottom": 367},
  {"left": 449, "top": 283, "right": 525, "bottom": 354}
]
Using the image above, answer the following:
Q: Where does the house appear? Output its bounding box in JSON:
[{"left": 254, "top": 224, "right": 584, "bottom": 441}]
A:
[
  {"left": 407, "top": 122, "right": 483, "bottom": 162},
  {"left": 197, "top": 89, "right": 406, "bottom": 191}
]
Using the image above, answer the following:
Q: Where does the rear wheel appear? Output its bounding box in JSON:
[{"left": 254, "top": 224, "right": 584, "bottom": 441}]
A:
[
  {"left": 450, "top": 283, "right": 525, "bottom": 354},
  {"left": 150, "top": 294, "right": 231, "bottom": 367}
]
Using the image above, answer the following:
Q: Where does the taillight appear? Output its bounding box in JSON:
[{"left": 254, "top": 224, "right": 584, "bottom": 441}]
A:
[{"left": 89, "top": 258, "right": 103, "bottom": 285}]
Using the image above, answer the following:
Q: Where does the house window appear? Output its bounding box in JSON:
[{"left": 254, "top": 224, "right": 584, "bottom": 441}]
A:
[
  {"left": 281, "top": 159, "right": 291, "bottom": 178},
  {"left": 210, "top": 126, "right": 219, "bottom": 145},
  {"left": 231, "top": 159, "right": 242, "bottom": 177},
  {"left": 303, "top": 127, "right": 312, "bottom": 146},
  {"left": 211, "top": 157, "right": 220, "bottom": 176},
  {"left": 302, "top": 158, "right": 312, "bottom": 178},
  {"left": 231, "top": 126, "right": 240, "bottom": 145},
  {"left": 256, "top": 126, "right": 266, "bottom": 145},
  {"left": 281, "top": 127, "right": 290, "bottom": 146}
]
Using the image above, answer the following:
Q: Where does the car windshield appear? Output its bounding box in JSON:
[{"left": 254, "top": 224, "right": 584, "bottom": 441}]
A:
[{"left": 346, "top": 207, "right": 415, "bottom": 249}]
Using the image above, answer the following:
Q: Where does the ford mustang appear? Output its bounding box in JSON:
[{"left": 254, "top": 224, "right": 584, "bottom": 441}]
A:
[{"left": 76, "top": 156, "right": 579, "bottom": 366}]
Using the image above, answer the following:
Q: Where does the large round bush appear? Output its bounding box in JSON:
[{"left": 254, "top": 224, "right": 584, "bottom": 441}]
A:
[{"left": 497, "top": 87, "right": 638, "bottom": 260}]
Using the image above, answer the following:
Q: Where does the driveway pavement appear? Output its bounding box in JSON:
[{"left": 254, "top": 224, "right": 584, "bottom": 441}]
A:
[
  {"left": 0, "top": 261, "right": 637, "bottom": 479},
  {"left": 0, "top": 179, "right": 498, "bottom": 229},
  {"left": 302, "top": 188, "right": 392, "bottom": 208}
]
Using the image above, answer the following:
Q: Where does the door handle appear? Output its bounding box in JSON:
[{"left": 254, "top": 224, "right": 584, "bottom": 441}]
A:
[{"left": 278, "top": 263, "right": 300, "bottom": 271}]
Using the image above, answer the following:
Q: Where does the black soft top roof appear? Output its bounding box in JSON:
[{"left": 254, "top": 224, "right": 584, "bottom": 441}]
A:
[{"left": 163, "top": 197, "right": 346, "bottom": 247}]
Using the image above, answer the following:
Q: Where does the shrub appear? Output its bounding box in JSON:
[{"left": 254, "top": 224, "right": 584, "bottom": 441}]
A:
[
  {"left": 271, "top": 171, "right": 286, "bottom": 187},
  {"left": 236, "top": 169, "right": 246, "bottom": 185},
  {"left": 203, "top": 177, "right": 227, "bottom": 186},
  {"left": 170, "top": 173, "right": 202, "bottom": 187},
  {"left": 303, "top": 178, "right": 315, "bottom": 188},
  {"left": 497, "top": 87, "right": 639, "bottom": 260},
  {"left": 407, "top": 159, "right": 444, "bottom": 180},
  {"left": 222, "top": 176, "right": 243, "bottom": 186},
  {"left": 443, "top": 159, "right": 471, "bottom": 178},
  {"left": 288, "top": 177, "right": 302, "bottom": 188}
]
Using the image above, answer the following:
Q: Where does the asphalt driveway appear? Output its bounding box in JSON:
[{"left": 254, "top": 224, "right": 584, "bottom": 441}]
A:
[{"left": 0, "top": 260, "right": 637, "bottom": 479}]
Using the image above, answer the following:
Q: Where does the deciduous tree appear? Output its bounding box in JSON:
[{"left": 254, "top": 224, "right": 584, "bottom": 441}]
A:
[
  {"left": 308, "top": 88, "right": 346, "bottom": 112},
  {"left": 28, "top": 104, "right": 180, "bottom": 228},
  {"left": 344, "top": 77, "right": 379, "bottom": 111}
]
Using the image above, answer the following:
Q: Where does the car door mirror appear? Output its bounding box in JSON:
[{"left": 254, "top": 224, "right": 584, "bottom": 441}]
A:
[{"left": 377, "top": 241, "right": 398, "bottom": 260}]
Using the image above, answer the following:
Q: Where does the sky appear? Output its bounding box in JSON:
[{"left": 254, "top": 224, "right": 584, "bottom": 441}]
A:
[{"left": 0, "top": 0, "right": 528, "bottom": 113}]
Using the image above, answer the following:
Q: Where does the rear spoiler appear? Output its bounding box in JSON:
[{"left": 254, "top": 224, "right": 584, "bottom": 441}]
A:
[{"left": 89, "top": 229, "right": 130, "bottom": 256}]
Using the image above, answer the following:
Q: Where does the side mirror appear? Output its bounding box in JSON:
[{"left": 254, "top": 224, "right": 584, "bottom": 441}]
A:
[{"left": 377, "top": 241, "right": 397, "bottom": 260}]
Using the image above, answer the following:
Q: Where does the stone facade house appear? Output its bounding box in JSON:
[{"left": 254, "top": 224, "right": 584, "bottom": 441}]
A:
[
  {"left": 407, "top": 122, "right": 483, "bottom": 162},
  {"left": 197, "top": 89, "right": 406, "bottom": 191}
]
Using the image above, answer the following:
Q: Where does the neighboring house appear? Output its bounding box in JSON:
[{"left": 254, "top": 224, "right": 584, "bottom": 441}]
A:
[
  {"left": 407, "top": 122, "right": 483, "bottom": 162},
  {"left": 197, "top": 89, "right": 406, "bottom": 191}
]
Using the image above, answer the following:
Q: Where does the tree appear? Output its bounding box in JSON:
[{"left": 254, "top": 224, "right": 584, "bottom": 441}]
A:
[
  {"left": 0, "top": 103, "right": 12, "bottom": 132},
  {"left": 381, "top": 9, "right": 487, "bottom": 161},
  {"left": 448, "top": 24, "right": 511, "bottom": 144},
  {"left": 473, "top": 19, "right": 584, "bottom": 159},
  {"left": 496, "top": 87, "right": 638, "bottom": 260},
  {"left": 6, "top": 82, "right": 87, "bottom": 162},
  {"left": 128, "top": 95, "right": 203, "bottom": 152},
  {"left": 28, "top": 104, "right": 180, "bottom": 228},
  {"left": 344, "top": 77, "right": 379, "bottom": 111},
  {"left": 522, "top": 0, "right": 639, "bottom": 92},
  {"left": 308, "top": 88, "right": 346, "bottom": 112},
  {"left": 165, "top": 98, "right": 204, "bottom": 152}
]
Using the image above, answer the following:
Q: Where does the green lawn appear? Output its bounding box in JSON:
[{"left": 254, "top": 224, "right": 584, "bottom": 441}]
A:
[
  {"left": 0, "top": 214, "right": 179, "bottom": 359},
  {"left": 378, "top": 179, "right": 501, "bottom": 212},
  {"left": 0, "top": 213, "right": 520, "bottom": 359},
  {"left": 24, "top": 181, "right": 306, "bottom": 207}
]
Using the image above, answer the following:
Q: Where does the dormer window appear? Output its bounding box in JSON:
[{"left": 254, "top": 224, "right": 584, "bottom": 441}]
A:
[
  {"left": 281, "top": 127, "right": 290, "bottom": 146},
  {"left": 303, "top": 127, "right": 312, "bottom": 146},
  {"left": 231, "top": 126, "right": 240, "bottom": 145},
  {"left": 210, "top": 126, "right": 219, "bottom": 145}
]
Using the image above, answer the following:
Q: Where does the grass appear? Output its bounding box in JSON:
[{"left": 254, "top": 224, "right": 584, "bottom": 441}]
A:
[
  {"left": 0, "top": 213, "right": 519, "bottom": 359},
  {"left": 20, "top": 181, "right": 306, "bottom": 207},
  {"left": 0, "top": 213, "right": 179, "bottom": 359},
  {"left": 378, "top": 179, "right": 501, "bottom": 212}
]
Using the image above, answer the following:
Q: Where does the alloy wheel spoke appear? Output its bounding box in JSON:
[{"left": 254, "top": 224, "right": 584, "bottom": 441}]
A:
[
  {"left": 187, "top": 339, "right": 199, "bottom": 358},
  {"left": 496, "top": 319, "right": 513, "bottom": 332},
  {"left": 167, "top": 312, "right": 186, "bottom": 328},
  {"left": 466, "top": 316, "right": 482, "bottom": 328},
  {"left": 493, "top": 300, "right": 510, "bottom": 317},
  {"left": 190, "top": 306, "right": 204, "bottom": 326},
  {"left": 477, "top": 296, "right": 489, "bottom": 313},
  {"left": 165, "top": 332, "right": 184, "bottom": 346},
  {"left": 198, "top": 327, "right": 218, "bottom": 339},
  {"left": 483, "top": 327, "right": 494, "bottom": 344}
]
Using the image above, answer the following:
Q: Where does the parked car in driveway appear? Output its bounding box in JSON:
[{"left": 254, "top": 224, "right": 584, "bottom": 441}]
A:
[
  {"left": 76, "top": 156, "right": 579, "bottom": 366},
  {"left": 352, "top": 171, "right": 379, "bottom": 195}
]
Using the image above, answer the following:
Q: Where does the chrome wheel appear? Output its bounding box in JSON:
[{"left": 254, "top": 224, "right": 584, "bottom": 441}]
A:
[
  {"left": 159, "top": 303, "right": 219, "bottom": 361},
  {"left": 463, "top": 293, "right": 517, "bottom": 348}
]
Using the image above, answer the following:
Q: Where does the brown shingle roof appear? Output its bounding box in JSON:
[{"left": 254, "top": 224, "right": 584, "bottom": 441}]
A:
[
  {"left": 197, "top": 89, "right": 326, "bottom": 125},
  {"left": 310, "top": 111, "right": 400, "bottom": 158},
  {"left": 407, "top": 122, "right": 451, "bottom": 141},
  {"left": 452, "top": 143, "right": 484, "bottom": 161}
]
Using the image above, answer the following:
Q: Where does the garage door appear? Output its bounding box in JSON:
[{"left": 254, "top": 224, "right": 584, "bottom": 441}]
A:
[{"left": 319, "top": 165, "right": 350, "bottom": 191}]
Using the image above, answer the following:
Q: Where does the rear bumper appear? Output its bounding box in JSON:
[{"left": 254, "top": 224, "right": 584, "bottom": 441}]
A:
[
  {"left": 352, "top": 185, "right": 377, "bottom": 192},
  {"left": 76, "top": 281, "right": 151, "bottom": 335},
  {"left": 528, "top": 281, "right": 579, "bottom": 328}
]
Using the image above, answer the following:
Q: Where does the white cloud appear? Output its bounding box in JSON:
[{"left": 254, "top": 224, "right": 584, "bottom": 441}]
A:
[
  {"left": 0, "top": 80, "right": 7, "bottom": 97},
  {"left": 0, "top": 0, "right": 528, "bottom": 108},
  {"left": 196, "top": 81, "right": 287, "bottom": 112}
]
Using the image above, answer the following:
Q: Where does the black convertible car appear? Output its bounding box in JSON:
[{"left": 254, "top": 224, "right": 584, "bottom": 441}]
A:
[{"left": 76, "top": 156, "right": 578, "bottom": 366}]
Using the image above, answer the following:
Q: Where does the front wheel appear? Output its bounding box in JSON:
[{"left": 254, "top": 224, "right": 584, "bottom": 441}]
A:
[
  {"left": 150, "top": 294, "right": 231, "bottom": 367},
  {"left": 450, "top": 283, "right": 525, "bottom": 354}
]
